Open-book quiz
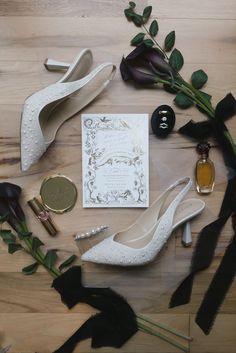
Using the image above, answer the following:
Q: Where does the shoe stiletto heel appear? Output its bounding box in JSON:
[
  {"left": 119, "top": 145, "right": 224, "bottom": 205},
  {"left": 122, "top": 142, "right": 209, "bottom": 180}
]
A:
[
  {"left": 44, "top": 58, "right": 70, "bottom": 71},
  {"left": 21, "top": 49, "right": 116, "bottom": 171},
  {"left": 81, "top": 177, "right": 205, "bottom": 266},
  {"left": 182, "top": 222, "right": 192, "bottom": 247}
]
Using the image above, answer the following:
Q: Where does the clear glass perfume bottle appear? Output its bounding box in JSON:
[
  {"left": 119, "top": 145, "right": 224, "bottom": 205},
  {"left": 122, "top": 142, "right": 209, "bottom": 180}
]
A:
[{"left": 195, "top": 142, "right": 215, "bottom": 194}]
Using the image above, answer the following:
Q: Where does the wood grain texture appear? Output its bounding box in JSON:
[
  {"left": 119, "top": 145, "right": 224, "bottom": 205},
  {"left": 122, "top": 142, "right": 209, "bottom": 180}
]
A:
[{"left": 0, "top": 1, "right": 236, "bottom": 352}]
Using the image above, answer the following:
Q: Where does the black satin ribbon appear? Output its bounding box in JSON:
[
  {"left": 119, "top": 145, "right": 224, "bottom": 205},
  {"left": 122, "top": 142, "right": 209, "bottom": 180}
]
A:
[
  {"left": 179, "top": 93, "right": 236, "bottom": 170},
  {"left": 195, "top": 215, "right": 236, "bottom": 334},
  {"left": 169, "top": 176, "right": 236, "bottom": 309},
  {"left": 52, "top": 266, "right": 138, "bottom": 353}
]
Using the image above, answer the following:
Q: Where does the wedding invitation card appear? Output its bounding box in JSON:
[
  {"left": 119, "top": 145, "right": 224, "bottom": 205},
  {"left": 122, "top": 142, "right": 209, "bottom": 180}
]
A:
[{"left": 81, "top": 114, "right": 149, "bottom": 208}]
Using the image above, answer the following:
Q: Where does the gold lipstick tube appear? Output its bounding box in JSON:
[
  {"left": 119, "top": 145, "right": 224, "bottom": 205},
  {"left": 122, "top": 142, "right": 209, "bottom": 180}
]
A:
[{"left": 28, "top": 197, "right": 58, "bottom": 236}]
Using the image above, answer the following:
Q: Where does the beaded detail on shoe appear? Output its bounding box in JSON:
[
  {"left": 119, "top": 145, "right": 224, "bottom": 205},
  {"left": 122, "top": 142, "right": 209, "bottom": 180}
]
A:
[{"left": 81, "top": 177, "right": 202, "bottom": 266}]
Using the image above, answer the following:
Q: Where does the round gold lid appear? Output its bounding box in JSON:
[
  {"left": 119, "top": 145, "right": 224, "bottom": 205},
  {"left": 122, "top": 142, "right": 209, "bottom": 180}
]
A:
[{"left": 40, "top": 175, "right": 77, "bottom": 214}]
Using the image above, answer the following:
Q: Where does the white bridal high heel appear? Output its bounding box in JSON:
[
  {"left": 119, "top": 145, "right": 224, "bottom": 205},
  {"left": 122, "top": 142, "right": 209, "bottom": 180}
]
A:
[
  {"left": 81, "top": 177, "right": 205, "bottom": 266},
  {"left": 20, "top": 49, "right": 116, "bottom": 171}
]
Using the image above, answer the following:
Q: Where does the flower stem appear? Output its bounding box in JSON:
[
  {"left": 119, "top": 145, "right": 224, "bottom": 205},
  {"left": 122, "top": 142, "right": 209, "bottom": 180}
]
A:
[
  {"left": 142, "top": 24, "right": 168, "bottom": 59},
  {"left": 137, "top": 320, "right": 189, "bottom": 352},
  {"left": 19, "top": 221, "right": 61, "bottom": 278},
  {"left": 137, "top": 314, "right": 192, "bottom": 341},
  {"left": 179, "top": 78, "right": 215, "bottom": 117},
  {"left": 156, "top": 77, "right": 214, "bottom": 117}
]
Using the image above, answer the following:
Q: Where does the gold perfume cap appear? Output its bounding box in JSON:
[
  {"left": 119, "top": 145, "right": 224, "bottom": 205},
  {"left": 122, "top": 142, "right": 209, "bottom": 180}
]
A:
[{"left": 40, "top": 174, "right": 77, "bottom": 214}]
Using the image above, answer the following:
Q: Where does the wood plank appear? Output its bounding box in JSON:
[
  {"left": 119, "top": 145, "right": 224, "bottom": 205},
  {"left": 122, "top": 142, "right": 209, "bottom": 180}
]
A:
[
  {"left": 0, "top": 313, "right": 190, "bottom": 353},
  {"left": 0, "top": 0, "right": 235, "bottom": 19},
  {"left": 190, "top": 314, "right": 236, "bottom": 353},
  {"left": 0, "top": 18, "right": 235, "bottom": 66}
]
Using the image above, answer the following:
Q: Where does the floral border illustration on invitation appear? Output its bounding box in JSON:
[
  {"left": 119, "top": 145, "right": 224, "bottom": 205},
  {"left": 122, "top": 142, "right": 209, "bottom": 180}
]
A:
[{"left": 82, "top": 114, "right": 149, "bottom": 207}]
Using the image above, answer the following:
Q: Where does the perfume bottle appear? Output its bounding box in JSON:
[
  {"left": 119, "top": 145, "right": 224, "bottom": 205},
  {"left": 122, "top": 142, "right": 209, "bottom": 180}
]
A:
[{"left": 195, "top": 142, "right": 215, "bottom": 194}]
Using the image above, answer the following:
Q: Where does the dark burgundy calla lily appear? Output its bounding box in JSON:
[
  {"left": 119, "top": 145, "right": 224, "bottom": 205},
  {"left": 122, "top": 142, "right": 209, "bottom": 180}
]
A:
[
  {"left": 144, "top": 49, "right": 175, "bottom": 78},
  {"left": 120, "top": 44, "right": 175, "bottom": 85},
  {"left": 0, "top": 182, "right": 21, "bottom": 199},
  {"left": 120, "top": 57, "right": 157, "bottom": 84},
  {"left": 0, "top": 197, "right": 20, "bottom": 232},
  {"left": 0, "top": 182, "right": 25, "bottom": 230},
  {"left": 126, "top": 43, "right": 164, "bottom": 60}
]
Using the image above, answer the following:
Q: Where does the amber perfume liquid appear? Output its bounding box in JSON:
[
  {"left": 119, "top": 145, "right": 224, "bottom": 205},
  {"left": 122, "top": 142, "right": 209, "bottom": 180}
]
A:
[{"left": 195, "top": 142, "right": 215, "bottom": 194}]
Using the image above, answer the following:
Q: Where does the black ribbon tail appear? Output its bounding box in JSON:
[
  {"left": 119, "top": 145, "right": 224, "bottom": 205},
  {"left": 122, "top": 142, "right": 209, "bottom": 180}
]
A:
[
  {"left": 195, "top": 230, "right": 236, "bottom": 334},
  {"left": 169, "top": 176, "right": 236, "bottom": 308},
  {"left": 169, "top": 273, "right": 194, "bottom": 308},
  {"left": 169, "top": 219, "right": 226, "bottom": 308},
  {"left": 214, "top": 119, "right": 236, "bottom": 170},
  {"left": 213, "top": 93, "right": 236, "bottom": 170},
  {"left": 53, "top": 318, "right": 93, "bottom": 353}
]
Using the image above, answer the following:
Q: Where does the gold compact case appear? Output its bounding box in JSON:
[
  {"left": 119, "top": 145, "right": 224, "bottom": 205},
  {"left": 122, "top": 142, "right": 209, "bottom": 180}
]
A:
[{"left": 40, "top": 174, "right": 77, "bottom": 214}]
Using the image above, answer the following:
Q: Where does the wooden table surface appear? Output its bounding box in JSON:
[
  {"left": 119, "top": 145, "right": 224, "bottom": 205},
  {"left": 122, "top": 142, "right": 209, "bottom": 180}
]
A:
[{"left": 0, "top": 1, "right": 236, "bottom": 352}]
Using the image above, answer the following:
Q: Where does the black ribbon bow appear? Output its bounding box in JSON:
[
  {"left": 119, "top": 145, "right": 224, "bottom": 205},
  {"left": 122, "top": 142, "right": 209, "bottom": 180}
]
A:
[
  {"left": 179, "top": 93, "right": 236, "bottom": 170},
  {"left": 52, "top": 266, "right": 138, "bottom": 353},
  {"left": 169, "top": 176, "right": 236, "bottom": 333}
]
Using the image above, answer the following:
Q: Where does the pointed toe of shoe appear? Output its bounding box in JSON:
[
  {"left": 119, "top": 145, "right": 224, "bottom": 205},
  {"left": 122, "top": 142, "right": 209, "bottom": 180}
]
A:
[
  {"left": 81, "top": 237, "right": 114, "bottom": 264},
  {"left": 81, "top": 235, "right": 129, "bottom": 266}
]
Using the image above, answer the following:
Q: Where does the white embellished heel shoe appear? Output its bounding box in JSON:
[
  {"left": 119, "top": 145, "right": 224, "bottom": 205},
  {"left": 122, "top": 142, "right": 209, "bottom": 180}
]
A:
[
  {"left": 21, "top": 49, "right": 116, "bottom": 171},
  {"left": 81, "top": 177, "right": 205, "bottom": 266}
]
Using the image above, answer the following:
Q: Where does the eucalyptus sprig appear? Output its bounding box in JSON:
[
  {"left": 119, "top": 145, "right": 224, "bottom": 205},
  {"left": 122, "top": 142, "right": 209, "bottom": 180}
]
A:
[{"left": 122, "top": 2, "right": 236, "bottom": 169}]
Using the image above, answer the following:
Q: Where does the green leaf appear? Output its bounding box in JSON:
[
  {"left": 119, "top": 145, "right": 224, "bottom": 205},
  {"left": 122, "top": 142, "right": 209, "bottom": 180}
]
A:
[
  {"left": 199, "top": 90, "right": 212, "bottom": 102},
  {"left": 59, "top": 255, "right": 77, "bottom": 271},
  {"left": 131, "top": 32, "right": 145, "bottom": 46},
  {"left": 0, "top": 229, "right": 16, "bottom": 244},
  {"left": 44, "top": 249, "right": 57, "bottom": 269},
  {"left": 32, "top": 236, "right": 44, "bottom": 252},
  {"left": 22, "top": 262, "right": 39, "bottom": 275},
  {"left": 143, "top": 39, "right": 154, "bottom": 48},
  {"left": 164, "top": 31, "right": 175, "bottom": 51},
  {"left": 149, "top": 20, "right": 158, "bottom": 37},
  {"left": 143, "top": 6, "right": 152, "bottom": 21},
  {"left": 175, "top": 92, "right": 193, "bottom": 108},
  {"left": 0, "top": 213, "right": 9, "bottom": 224},
  {"left": 191, "top": 69, "right": 208, "bottom": 89},
  {"left": 129, "top": 1, "right": 136, "bottom": 8},
  {"left": 18, "top": 231, "right": 32, "bottom": 240},
  {"left": 8, "top": 243, "right": 23, "bottom": 254},
  {"left": 132, "top": 14, "right": 143, "bottom": 26},
  {"left": 124, "top": 7, "right": 143, "bottom": 26},
  {"left": 124, "top": 8, "right": 134, "bottom": 19},
  {"left": 169, "top": 49, "right": 184, "bottom": 71}
]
